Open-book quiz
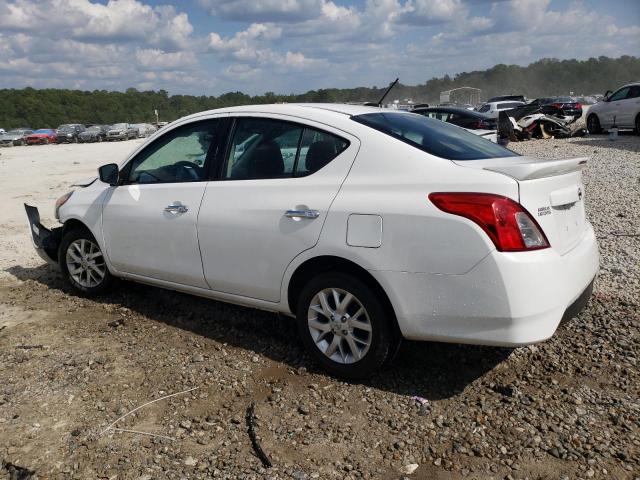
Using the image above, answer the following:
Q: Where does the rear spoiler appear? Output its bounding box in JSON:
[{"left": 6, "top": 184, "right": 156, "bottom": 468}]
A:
[{"left": 454, "top": 156, "right": 588, "bottom": 181}]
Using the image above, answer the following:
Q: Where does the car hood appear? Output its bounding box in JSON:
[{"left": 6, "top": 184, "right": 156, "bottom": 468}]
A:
[
  {"left": 28, "top": 133, "right": 51, "bottom": 137},
  {"left": 72, "top": 176, "right": 98, "bottom": 187}
]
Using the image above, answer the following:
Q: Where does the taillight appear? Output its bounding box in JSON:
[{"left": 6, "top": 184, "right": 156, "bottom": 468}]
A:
[
  {"left": 575, "top": 103, "right": 582, "bottom": 109},
  {"left": 428, "top": 192, "right": 549, "bottom": 252},
  {"left": 551, "top": 103, "right": 563, "bottom": 109},
  {"left": 474, "top": 120, "right": 488, "bottom": 129}
]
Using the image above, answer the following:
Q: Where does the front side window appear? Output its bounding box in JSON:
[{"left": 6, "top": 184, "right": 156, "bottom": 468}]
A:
[
  {"left": 128, "top": 120, "right": 219, "bottom": 184},
  {"left": 609, "top": 87, "right": 629, "bottom": 102},
  {"left": 223, "top": 118, "right": 348, "bottom": 180},
  {"left": 625, "top": 86, "right": 640, "bottom": 99},
  {"left": 352, "top": 112, "right": 518, "bottom": 161},
  {"left": 478, "top": 104, "right": 490, "bottom": 113}
]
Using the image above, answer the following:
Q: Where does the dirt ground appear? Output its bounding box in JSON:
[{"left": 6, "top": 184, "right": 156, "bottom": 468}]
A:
[{"left": 0, "top": 137, "right": 638, "bottom": 480}]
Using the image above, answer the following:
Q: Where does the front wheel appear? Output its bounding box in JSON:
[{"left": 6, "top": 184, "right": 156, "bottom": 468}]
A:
[
  {"left": 587, "top": 114, "right": 602, "bottom": 134},
  {"left": 297, "top": 273, "right": 393, "bottom": 379},
  {"left": 59, "top": 229, "right": 113, "bottom": 296}
]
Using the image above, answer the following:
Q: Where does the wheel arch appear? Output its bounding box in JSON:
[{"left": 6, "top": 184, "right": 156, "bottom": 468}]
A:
[
  {"left": 61, "top": 218, "right": 92, "bottom": 236},
  {"left": 286, "top": 255, "right": 401, "bottom": 337}
]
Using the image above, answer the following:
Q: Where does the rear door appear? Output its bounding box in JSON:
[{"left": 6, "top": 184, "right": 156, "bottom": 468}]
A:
[
  {"left": 197, "top": 115, "right": 359, "bottom": 302},
  {"left": 102, "top": 118, "right": 224, "bottom": 287},
  {"left": 621, "top": 85, "right": 640, "bottom": 128}
]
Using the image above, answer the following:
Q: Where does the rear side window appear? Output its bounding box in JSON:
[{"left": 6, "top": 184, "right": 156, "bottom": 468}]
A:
[
  {"left": 477, "top": 104, "right": 490, "bottom": 113},
  {"left": 297, "top": 128, "right": 349, "bottom": 177},
  {"left": 352, "top": 112, "right": 518, "bottom": 161},
  {"left": 223, "top": 117, "right": 349, "bottom": 180}
]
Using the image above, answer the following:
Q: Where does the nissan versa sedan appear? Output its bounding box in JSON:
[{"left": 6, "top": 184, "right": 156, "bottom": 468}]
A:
[{"left": 25, "top": 104, "right": 599, "bottom": 378}]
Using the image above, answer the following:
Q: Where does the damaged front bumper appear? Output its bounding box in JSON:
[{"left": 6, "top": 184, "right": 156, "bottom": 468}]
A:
[{"left": 24, "top": 204, "right": 62, "bottom": 267}]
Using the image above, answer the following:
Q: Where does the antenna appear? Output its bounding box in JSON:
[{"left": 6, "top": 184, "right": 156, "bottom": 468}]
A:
[{"left": 377, "top": 78, "right": 399, "bottom": 107}]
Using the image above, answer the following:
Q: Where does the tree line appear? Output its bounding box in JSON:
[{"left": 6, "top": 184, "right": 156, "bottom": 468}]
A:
[{"left": 1, "top": 56, "right": 638, "bottom": 129}]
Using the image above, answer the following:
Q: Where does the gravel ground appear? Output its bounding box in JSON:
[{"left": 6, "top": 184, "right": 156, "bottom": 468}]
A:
[{"left": 0, "top": 134, "right": 639, "bottom": 480}]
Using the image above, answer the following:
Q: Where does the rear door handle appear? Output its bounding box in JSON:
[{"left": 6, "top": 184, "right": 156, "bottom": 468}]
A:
[
  {"left": 164, "top": 203, "right": 189, "bottom": 214},
  {"left": 285, "top": 209, "right": 319, "bottom": 219}
]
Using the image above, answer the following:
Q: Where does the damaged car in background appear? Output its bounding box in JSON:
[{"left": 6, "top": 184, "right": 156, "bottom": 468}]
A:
[
  {"left": 107, "top": 123, "right": 137, "bottom": 141},
  {"left": 79, "top": 125, "right": 110, "bottom": 143},
  {"left": 412, "top": 106, "right": 498, "bottom": 142},
  {"left": 24, "top": 104, "right": 598, "bottom": 379},
  {"left": 0, "top": 128, "right": 33, "bottom": 146},
  {"left": 56, "top": 124, "right": 86, "bottom": 143}
]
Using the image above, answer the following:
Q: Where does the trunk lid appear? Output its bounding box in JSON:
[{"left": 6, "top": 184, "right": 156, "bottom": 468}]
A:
[{"left": 454, "top": 156, "right": 588, "bottom": 255}]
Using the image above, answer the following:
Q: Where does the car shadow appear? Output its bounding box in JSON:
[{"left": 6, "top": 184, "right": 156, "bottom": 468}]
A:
[
  {"left": 5, "top": 264, "right": 511, "bottom": 401},
  {"left": 571, "top": 132, "right": 640, "bottom": 152}
]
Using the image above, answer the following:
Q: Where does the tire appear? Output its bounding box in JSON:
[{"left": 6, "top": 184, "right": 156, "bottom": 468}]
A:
[
  {"left": 44, "top": 138, "right": 49, "bottom": 145},
  {"left": 587, "top": 114, "right": 602, "bottom": 134},
  {"left": 296, "top": 272, "right": 393, "bottom": 379},
  {"left": 635, "top": 114, "right": 640, "bottom": 135},
  {"left": 59, "top": 228, "right": 113, "bottom": 296}
]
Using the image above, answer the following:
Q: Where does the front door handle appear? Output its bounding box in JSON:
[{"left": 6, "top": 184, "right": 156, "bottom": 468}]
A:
[
  {"left": 285, "top": 209, "right": 319, "bottom": 219},
  {"left": 164, "top": 203, "right": 189, "bottom": 214}
]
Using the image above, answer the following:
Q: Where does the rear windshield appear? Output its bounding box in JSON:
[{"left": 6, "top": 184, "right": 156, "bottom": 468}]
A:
[
  {"left": 352, "top": 112, "right": 518, "bottom": 161},
  {"left": 497, "top": 102, "right": 523, "bottom": 110}
]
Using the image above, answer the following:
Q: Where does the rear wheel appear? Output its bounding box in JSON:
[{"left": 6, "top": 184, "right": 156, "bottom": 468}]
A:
[
  {"left": 587, "top": 114, "right": 602, "bottom": 134},
  {"left": 59, "top": 229, "right": 113, "bottom": 296},
  {"left": 635, "top": 114, "right": 640, "bottom": 135},
  {"left": 297, "top": 273, "right": 392, "bottom": 379}
]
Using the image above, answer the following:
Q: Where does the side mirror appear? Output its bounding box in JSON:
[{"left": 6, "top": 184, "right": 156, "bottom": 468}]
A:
[{"left": 99, "top": 163, "right": 119, "bottom": 186}]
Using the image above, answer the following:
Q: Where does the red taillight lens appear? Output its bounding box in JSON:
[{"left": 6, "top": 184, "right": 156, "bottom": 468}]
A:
[
  {"left": 428, "top": 192, "right": 550, "bottom": 252},
  {"left": 551, "top": 103, "right": 563, "bottom": 109},
  {"left": 575, "top": 103, "right": 582, "bottom": 109}
]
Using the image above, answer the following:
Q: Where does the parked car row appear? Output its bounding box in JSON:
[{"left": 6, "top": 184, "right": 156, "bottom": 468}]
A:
[{"left": 0, "top": 123, "right": 158, "bottom": 146}]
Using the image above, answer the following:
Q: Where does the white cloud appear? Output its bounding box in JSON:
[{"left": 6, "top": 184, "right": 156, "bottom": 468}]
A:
[
  {"left": 0, "top": 0, "right": 194, "bottom": 50},
  {"left": 0, "top": 0, "right": 638, "bottom": 96},
  {"left": 198, "top": 0, "right": 324, "bottom": 22}
]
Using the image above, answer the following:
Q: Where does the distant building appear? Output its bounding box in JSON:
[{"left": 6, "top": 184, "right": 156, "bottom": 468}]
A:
[{"left": 439, "top": 87, "right": 481, "bottom": 106}]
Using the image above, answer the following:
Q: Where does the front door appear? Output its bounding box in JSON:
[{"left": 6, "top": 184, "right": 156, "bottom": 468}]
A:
[
  {"left": 600, "top": 86, "right": 630, "bottom": 128},
  {"left": 102, "top": 118, "right": 223, "bottom": 288},
  {"left": 197, "top": 115, "right": 359, "bottom": 302}
]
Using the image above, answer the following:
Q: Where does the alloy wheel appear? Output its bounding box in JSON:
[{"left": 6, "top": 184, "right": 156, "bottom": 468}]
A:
[
  {"left": 65, "top": 238, "right": 107, "bottom": 288},
  {"left": 307, "top": 288, "right": 372, "bottom": 364}
]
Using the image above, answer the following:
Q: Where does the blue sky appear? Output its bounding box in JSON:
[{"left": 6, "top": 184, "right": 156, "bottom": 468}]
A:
[{"left": 0, "top": 0, "right": 638, "bottom": 95}]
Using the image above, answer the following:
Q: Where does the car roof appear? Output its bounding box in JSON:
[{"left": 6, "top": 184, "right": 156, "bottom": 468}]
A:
[
  {"left": 172, "top": 103, "right": 399, "bottom": 133},
  {"left": 213, "top": 103, "right": 384, "bottom": 116}
]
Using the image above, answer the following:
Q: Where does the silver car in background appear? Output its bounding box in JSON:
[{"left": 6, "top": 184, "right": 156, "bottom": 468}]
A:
[
  {"left": 0, "top": 129, "right": 33, "bottom": 146},
  {"left": 131, "top": 123, "right": 157, "bottom": 138}
]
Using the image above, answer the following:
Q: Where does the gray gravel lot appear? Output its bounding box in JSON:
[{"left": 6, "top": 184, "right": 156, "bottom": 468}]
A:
[{"left": 0, "top": 134, "right": 638, "bottom": 480}]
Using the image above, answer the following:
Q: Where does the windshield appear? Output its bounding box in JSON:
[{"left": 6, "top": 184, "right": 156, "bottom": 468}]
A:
[
  {"left": 57, "top": 125, "right": 73, "bottom": 131},
  {"left": 352, "top": 112, "right": 518, "bottom": 161},
  {"left": 112, "top": 123, "right": 127, "bottom": 129},
  {"left": 7, "top": 130, "right": 25, "bottom": 135},
  {"left": 553, "top": 97, "right": 575, "bottom": 103},
  {"left": 87, "top": 126, "right": 101, "bottom": 132},
  {"left": 35, "top": 129, "right": 50, "bottom": 134}
]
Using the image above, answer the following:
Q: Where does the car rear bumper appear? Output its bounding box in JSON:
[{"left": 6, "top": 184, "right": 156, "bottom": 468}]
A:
[
  {"left": 372, "top": 223, "right": 599, "bottom": 346},
  {"left": 24, "top": 204, "right": 62, "bottom": 267}
]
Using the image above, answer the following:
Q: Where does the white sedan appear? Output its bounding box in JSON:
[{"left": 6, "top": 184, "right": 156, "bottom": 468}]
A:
[
  {"left": 587, "top": 82, "right": 640, "bottom": 133},
  {"left": 26, "top": 104, "right": 599, "bottom": 378}
]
